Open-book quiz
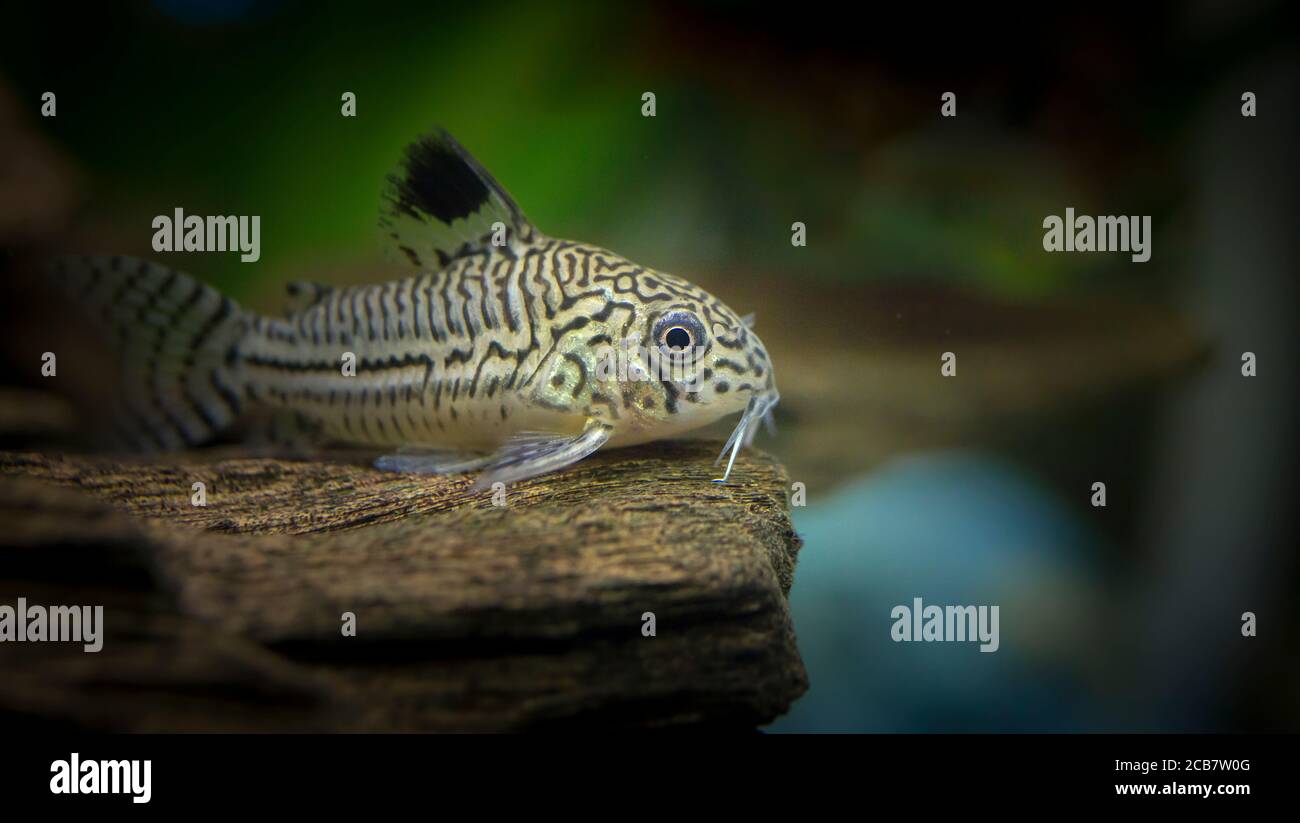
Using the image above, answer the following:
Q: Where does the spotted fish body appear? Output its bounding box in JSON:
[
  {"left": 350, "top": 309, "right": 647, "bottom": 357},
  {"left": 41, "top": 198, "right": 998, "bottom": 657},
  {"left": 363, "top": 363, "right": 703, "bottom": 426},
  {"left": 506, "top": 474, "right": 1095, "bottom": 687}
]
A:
[{"left": 51, "top": 130, "right": 778, "bottom": 485}]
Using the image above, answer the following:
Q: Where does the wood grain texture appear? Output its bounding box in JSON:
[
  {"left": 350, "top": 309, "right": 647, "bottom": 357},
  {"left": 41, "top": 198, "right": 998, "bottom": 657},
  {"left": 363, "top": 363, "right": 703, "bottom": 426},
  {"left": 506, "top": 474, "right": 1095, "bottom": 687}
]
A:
[{"left": 0, "top": 442, "right": 806, "bottom": 731}]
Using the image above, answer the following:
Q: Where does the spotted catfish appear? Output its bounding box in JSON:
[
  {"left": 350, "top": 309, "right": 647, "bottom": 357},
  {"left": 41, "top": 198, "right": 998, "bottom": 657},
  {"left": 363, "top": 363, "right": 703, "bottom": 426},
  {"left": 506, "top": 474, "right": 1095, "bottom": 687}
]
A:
[{"left": 50, "top": 129, "right": 778, "bottom": 486}]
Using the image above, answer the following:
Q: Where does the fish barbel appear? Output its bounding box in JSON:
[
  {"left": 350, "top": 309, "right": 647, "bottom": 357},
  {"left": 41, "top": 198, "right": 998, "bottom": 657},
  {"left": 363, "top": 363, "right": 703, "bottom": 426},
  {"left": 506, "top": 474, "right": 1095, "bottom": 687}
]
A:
[{"left": 50, "top": 129, "right": 778, "bottom": 486}]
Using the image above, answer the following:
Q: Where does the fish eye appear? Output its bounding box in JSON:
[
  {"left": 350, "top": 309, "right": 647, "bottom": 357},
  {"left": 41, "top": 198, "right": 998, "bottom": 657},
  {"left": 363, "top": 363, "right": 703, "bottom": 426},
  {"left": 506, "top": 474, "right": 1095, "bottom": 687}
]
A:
[
  {"left": 664, "top": 326, "right": 692, "bottom": 350},
  {"left": 652, "top": 311, "right": 706, "bottom": 357}
]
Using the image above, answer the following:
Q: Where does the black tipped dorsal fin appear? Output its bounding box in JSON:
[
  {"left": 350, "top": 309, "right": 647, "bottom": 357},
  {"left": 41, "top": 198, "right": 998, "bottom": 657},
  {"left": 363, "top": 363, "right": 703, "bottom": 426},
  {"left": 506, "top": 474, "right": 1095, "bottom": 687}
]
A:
[{"left": 379, "top": 128, "right": 539, "bottom": 270}]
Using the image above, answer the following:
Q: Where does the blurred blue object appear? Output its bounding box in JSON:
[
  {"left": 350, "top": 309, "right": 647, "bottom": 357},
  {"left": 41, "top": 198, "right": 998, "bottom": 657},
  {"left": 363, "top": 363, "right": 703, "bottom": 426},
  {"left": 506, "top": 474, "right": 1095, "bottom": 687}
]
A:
[{"left": 769, "top": 451, "right": 1110, "bottom": 732}]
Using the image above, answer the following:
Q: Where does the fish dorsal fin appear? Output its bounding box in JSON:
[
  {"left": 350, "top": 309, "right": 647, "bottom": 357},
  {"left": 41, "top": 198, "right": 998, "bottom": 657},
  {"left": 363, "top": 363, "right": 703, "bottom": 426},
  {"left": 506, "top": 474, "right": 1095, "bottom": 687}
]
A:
[
  {"left": 379, "top": 128, "right": 540, "bottom": 270},
  {"left": 283, "top": 281, "right": 334, "bottom": 315}
]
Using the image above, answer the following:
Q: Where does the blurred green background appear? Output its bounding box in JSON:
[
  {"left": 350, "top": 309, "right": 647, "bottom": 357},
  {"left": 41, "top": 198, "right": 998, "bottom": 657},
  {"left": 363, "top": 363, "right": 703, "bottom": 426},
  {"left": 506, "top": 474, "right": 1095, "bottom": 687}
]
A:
[{"left": 8, "top": 0, "right": 1271, "bottom": 300}]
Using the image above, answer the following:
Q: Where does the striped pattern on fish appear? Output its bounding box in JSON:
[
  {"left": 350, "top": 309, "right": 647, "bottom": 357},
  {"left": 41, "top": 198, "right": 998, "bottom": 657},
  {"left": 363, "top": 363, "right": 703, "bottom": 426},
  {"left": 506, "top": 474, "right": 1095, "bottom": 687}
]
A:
[{"left": 49, "top": 129, "right": 778, "bottom": 486}]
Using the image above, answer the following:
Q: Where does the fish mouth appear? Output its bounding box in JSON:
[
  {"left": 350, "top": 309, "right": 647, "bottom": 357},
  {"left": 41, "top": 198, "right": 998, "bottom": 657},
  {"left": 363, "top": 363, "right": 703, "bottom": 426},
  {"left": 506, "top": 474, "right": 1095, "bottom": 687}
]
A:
[{"left": 712, "top": 390, "right": 779, "bottom": 484}]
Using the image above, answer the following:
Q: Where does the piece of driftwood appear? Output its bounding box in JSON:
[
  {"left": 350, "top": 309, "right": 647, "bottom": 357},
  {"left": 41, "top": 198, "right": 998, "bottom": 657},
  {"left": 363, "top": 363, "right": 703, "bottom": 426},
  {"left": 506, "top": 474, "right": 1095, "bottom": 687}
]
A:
[{"left": 0, "top": 443, "right": 805, "bottom": 731}]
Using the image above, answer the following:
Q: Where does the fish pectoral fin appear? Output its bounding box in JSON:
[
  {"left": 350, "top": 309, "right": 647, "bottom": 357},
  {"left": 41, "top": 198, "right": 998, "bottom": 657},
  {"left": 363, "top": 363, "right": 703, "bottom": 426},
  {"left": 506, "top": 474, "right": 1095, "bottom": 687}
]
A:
[
  {"left": 472, "top": 420, "right": 613, "bottom": 489},
  {"left": 374, "top": 446, "right": 494, "bottom": 475}
]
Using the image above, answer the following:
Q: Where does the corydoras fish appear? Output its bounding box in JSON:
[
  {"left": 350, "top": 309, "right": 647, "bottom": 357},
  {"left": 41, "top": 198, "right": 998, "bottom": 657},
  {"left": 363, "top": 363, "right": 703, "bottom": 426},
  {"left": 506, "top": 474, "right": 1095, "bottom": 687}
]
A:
[{"left": 50, "top": 129, "right": 778, "bottom": 486}]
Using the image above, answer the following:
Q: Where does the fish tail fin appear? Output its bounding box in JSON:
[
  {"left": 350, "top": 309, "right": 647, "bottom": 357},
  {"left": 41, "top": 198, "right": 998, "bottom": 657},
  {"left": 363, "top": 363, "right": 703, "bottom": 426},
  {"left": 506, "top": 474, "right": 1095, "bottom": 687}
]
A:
[{"left": 48, "top": 255, "right": 250, "bottom": 451}]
